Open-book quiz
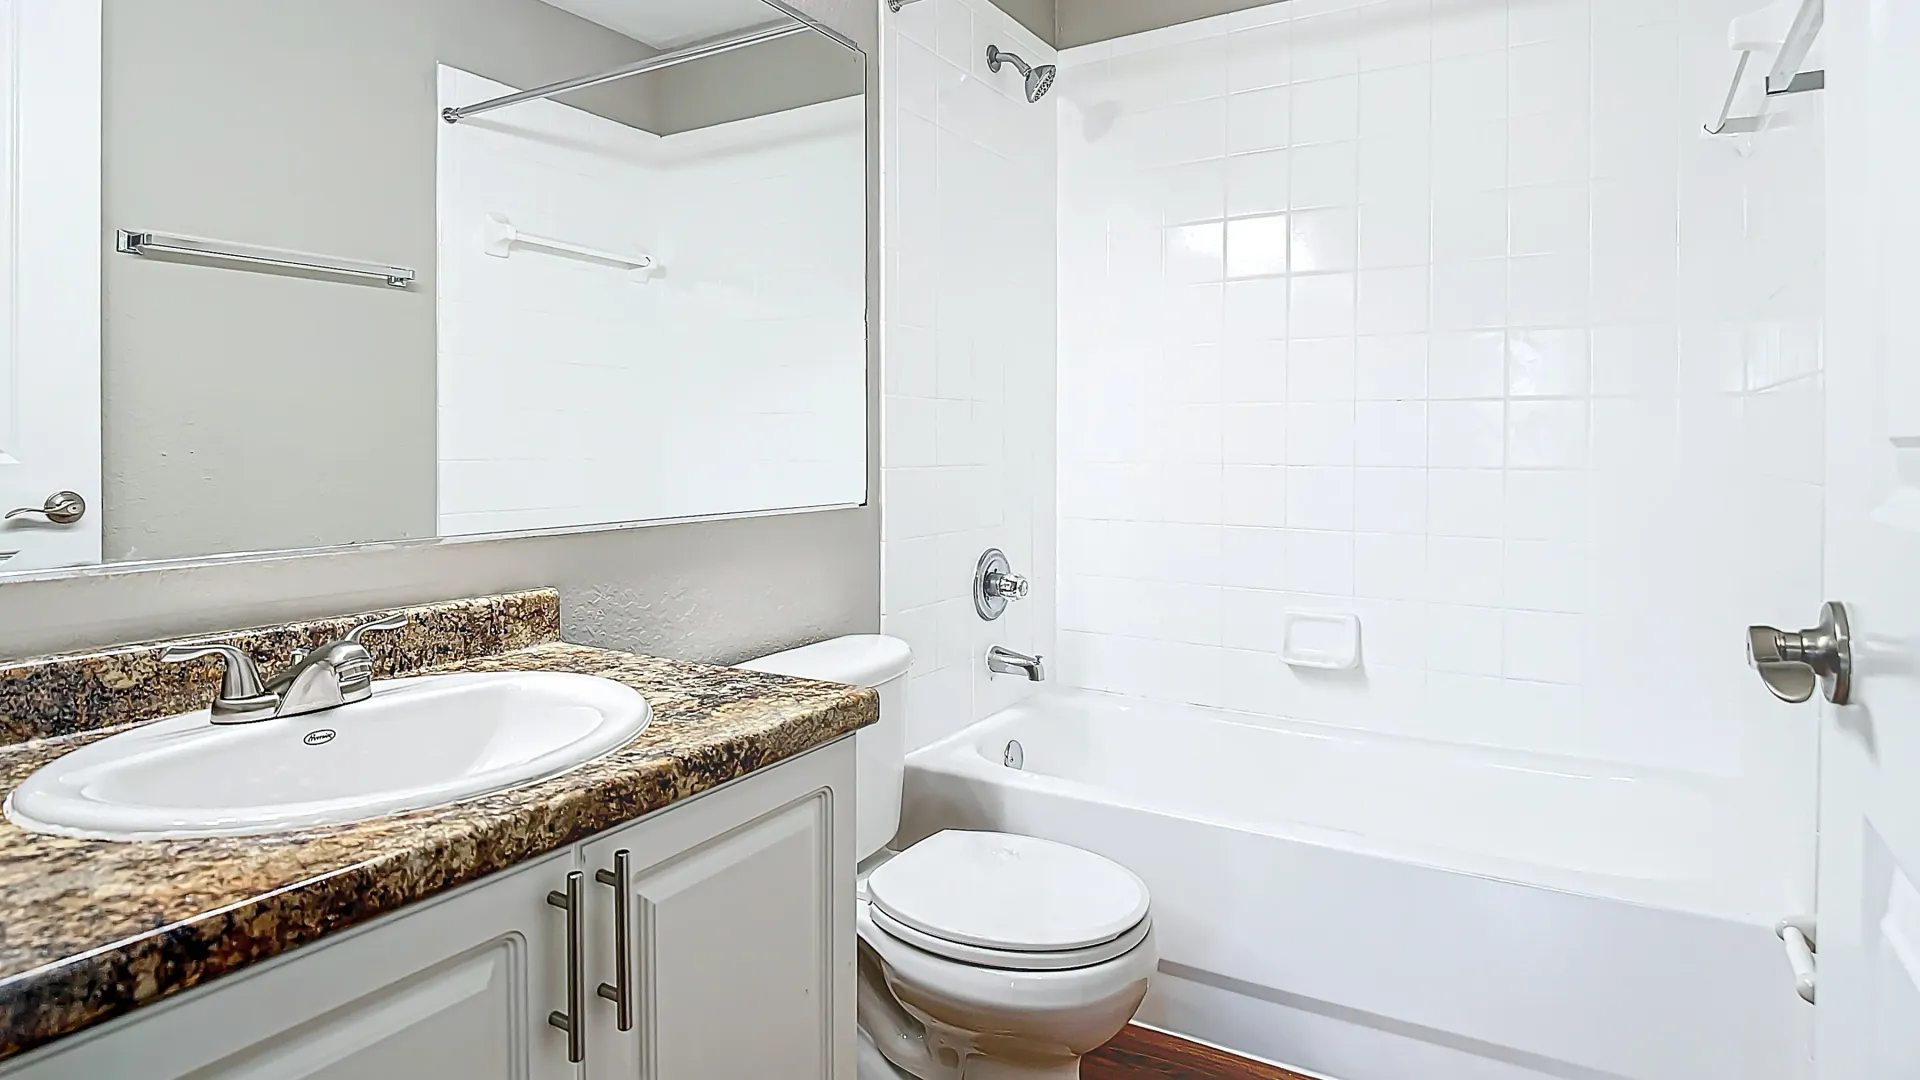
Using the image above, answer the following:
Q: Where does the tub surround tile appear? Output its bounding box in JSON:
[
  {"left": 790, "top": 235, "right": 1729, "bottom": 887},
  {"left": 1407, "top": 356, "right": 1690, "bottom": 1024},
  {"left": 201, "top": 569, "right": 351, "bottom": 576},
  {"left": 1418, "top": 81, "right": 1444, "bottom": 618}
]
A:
[
  {"left": 0, "top": 600, "right": 875, "bottom": 1063},
  {"left": 0, "top": 590, "right": 562, "bottom": 744}
]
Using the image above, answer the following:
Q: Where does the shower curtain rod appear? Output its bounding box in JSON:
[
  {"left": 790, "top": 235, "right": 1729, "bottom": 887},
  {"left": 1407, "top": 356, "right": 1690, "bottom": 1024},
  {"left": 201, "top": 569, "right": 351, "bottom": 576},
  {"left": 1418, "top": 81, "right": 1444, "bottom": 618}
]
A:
[{"left": 442, "top": 20, "right": 811, "bottom": 124}]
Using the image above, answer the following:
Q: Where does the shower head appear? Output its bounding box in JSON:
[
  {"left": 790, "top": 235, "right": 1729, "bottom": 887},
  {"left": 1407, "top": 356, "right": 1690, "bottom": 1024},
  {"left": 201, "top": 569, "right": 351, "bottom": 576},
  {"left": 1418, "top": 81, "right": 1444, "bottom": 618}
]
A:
[{"left": 987, "top": 44, "right": 1056, "bottom": 103}]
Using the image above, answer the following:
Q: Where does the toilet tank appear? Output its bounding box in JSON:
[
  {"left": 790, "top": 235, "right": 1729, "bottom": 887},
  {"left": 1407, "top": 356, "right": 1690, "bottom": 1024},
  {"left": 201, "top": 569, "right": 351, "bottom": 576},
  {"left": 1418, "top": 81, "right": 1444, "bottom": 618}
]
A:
[{"left": 737, "top": 635, "right": 911, "bottom": 861}]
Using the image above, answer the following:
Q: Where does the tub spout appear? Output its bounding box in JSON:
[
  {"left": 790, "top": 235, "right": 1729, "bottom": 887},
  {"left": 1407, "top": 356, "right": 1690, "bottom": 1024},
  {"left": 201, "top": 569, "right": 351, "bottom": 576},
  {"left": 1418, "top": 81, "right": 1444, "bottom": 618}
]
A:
[{"left": 987, "top": 645, "right": 1046, "bottom": 682}]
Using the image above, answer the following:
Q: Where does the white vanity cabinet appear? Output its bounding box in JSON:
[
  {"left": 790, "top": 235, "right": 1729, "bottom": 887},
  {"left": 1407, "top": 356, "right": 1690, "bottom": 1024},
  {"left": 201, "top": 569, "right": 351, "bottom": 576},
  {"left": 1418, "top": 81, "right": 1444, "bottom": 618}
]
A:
[
  {"left": 2, "top": 739, "right": 855, "bottom": 1080},
  {"left": 579, "top": 747, "right": 853, "bottom": 1078},
  {"left": 4, "top": 848, "right": 582, "bottom": 1080}
]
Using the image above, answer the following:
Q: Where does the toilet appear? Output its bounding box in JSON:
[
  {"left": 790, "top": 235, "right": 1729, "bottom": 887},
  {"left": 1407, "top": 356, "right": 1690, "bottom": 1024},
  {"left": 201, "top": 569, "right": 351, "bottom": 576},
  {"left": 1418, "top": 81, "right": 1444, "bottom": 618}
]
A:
[{"left": 739, "top": 636, "right": 1156, "bottom": 1080}]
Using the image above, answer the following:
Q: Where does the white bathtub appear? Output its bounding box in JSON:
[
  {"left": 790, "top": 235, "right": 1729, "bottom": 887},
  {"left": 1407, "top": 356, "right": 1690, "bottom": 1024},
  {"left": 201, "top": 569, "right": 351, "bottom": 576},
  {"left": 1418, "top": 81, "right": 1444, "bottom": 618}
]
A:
[{"left": 900, "top": 691, "right": 1812, "bottom": 1080}]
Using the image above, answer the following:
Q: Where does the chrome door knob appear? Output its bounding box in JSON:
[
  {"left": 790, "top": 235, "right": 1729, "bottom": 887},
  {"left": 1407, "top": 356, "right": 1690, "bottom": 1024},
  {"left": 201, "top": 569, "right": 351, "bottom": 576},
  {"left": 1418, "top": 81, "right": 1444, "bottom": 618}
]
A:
[{"left": 1748, "top": 601, "right": 1851, "bottom": 705}]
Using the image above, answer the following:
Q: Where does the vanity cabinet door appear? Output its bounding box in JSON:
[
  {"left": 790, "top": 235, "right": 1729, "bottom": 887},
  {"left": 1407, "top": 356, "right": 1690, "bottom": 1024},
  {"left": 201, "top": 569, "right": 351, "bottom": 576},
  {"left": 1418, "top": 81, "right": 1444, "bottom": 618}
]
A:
[
  {"left": 3, "top": 851, "right": 581, "bottom": 1080},
  {"left": 581, "top": 739, "right": 856, "bottom": 1080}
]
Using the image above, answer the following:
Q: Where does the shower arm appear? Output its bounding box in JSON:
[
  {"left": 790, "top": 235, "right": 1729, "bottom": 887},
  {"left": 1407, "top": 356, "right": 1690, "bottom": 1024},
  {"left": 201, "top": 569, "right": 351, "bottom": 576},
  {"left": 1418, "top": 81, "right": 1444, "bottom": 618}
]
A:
[{"left": 987, "top": 45, "right": 1034, "bottom": 77}]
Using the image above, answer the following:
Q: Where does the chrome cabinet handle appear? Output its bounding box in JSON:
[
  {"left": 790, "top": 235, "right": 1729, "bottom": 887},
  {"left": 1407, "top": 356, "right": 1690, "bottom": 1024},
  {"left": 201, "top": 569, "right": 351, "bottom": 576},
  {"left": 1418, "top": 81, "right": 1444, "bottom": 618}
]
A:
[
  {"left": 5, "top": 491, "right": 85, "bottom": 524},
  {"left": 548, "top": 871, "right": 586, "bottom": 1063},
  {"left": 595, "top": 849, "right": 634, "bottom": 1031},
  {"left": 1748, "top": 601, "right": 1852, "bottom": 705}
]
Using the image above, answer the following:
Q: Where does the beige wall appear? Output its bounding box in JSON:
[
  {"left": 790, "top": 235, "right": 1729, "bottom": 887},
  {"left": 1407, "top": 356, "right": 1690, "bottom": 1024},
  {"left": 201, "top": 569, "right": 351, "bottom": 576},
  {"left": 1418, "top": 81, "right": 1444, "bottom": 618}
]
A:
[
  {"left": 1054, "top": 0, "right": 1283, "bottom": 48},
  {"left": 970, "top": 0, "right": 1291, "bottom": 49},
  {"left": 645, "top": 29, "right": 864, "bottom": 135},
  {"left": 985, "top": 0, "right": 1054, "bottom": 41},
  {"left": 0, "top": 0, "right": 879, "bottom": 662}
]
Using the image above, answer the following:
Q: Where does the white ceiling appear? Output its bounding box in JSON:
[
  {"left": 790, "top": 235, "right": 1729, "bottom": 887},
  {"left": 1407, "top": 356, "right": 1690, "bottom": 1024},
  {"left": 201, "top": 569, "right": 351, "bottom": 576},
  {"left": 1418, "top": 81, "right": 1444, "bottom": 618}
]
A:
[{"left": 537, "top": 0, "right": 794, "bottom": 50}]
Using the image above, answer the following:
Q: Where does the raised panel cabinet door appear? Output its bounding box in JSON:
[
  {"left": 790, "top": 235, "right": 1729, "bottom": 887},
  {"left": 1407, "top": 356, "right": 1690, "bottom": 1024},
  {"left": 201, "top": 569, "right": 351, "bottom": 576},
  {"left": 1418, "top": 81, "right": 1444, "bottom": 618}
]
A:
[
  {"left": 581, "top": 741, "right": 857, "bottom": 1080},
  {"left": 1, "top": 851, "right": 580, "bottom": 1080}
]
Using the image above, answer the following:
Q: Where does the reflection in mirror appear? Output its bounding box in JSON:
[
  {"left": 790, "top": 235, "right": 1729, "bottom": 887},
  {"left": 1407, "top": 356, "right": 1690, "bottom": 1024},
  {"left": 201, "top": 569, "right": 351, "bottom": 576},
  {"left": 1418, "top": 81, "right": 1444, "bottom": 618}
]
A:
[{"left": 3, "top": 0, "right": 865, "bottom": 574}]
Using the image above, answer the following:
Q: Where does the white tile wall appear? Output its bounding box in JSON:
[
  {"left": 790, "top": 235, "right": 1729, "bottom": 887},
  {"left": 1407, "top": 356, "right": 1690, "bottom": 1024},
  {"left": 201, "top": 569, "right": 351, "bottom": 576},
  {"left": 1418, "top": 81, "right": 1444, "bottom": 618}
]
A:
[
  {"left": 881, "top": 0, "right": 1058, "bottom": 751},
  {"left": 1056, "top": 0, "right": 1824, "bottom": 910},
  {"left": 437, "top": 67, "right": 866, "bottom": 537}
]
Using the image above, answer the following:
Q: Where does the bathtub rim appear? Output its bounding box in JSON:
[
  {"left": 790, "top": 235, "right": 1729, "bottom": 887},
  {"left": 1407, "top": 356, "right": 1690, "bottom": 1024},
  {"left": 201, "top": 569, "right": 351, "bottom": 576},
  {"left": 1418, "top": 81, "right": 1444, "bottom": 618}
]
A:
[{"left": 905, "top": 687, "right": 1796, "bottom": 926}]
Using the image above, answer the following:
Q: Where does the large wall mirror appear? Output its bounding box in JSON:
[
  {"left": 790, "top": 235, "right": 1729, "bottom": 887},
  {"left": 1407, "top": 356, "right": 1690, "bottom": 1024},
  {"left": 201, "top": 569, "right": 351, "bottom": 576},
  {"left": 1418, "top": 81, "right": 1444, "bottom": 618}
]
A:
[{"left": 1, "top": 0, "right": 866, "bottom": 575}]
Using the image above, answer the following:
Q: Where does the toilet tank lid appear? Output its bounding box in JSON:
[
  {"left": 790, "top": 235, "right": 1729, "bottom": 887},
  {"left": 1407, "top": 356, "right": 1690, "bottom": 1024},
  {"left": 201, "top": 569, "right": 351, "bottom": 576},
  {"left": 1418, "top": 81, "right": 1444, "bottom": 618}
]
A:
[{"left": 737, "top": 635, "right": 912, "bottom": 688}]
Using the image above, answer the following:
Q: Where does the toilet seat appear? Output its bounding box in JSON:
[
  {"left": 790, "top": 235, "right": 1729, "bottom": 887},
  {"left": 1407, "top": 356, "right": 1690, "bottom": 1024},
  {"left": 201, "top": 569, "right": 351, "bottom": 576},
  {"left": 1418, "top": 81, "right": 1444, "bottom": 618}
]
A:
[
  {"left": 866, "top": 902, "right": 1153, "bottom": 971},
  {"left": 866, "top": 831, "right": 1151, "bottom": 970}
]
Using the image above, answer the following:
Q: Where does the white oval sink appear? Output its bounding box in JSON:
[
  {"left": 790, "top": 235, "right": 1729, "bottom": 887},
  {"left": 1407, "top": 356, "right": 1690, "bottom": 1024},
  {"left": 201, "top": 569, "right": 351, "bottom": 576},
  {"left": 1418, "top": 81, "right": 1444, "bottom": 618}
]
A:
[{"left": 5, "top": 672, "right": 650, "bottom": 841}]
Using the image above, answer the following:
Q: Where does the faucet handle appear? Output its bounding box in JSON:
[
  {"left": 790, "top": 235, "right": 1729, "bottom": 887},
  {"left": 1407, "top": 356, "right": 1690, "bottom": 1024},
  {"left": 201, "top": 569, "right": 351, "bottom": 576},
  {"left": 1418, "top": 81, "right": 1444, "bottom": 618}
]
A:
[
  {"left": 159, "top": 644, "right": 280, "bottom": 723},
  {"left": 326, "top": 613, "right": 409, "bottom": 699},
  {"left": 345, "top": 612, "right": 408, "bottom": 645}
]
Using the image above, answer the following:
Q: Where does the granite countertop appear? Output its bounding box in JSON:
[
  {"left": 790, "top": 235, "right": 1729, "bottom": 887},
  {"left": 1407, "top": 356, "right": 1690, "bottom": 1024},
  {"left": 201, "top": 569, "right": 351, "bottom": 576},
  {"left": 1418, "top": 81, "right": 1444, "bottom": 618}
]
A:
[{"left": 0, "top": 612, "right": 876, "bottom": 1062}]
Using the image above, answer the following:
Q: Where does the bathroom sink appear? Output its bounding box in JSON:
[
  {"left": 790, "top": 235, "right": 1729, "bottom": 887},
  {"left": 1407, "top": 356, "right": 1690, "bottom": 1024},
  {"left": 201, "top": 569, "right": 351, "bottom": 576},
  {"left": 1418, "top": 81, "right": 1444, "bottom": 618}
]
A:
[{"left": 5, "top": 672, "right": 650, "bottom": 841}]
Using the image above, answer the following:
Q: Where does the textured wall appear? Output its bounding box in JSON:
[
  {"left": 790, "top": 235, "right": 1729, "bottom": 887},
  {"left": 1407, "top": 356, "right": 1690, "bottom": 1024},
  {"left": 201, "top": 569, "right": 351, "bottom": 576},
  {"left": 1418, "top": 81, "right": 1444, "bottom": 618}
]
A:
[{"left": 2, "top": 0, "right": 879, "bottom": 663}]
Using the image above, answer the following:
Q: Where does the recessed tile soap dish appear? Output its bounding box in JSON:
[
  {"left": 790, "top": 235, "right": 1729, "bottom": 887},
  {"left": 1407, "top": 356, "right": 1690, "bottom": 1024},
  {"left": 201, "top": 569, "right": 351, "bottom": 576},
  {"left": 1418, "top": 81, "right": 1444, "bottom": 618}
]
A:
[{"left": 1280, "top": 610, "right": 1361, "bottom": 671}]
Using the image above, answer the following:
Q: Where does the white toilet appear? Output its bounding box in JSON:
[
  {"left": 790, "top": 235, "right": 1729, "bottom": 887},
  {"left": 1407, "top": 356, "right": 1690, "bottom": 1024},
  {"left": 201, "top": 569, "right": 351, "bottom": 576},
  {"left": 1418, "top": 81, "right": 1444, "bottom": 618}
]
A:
[{"left": 739, "top": 636, "right": 1156, "bottom": 1080}]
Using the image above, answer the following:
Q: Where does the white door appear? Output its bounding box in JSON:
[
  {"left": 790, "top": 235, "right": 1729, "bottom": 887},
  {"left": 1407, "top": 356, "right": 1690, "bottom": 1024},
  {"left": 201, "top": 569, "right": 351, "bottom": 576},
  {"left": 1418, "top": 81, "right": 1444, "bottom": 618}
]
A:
[
  {"left": 0, "top": 0, "right": 101, "bottom": 571},
  {"left": 1812, "top": 1, "right": 1920, "bottom": 1076}
]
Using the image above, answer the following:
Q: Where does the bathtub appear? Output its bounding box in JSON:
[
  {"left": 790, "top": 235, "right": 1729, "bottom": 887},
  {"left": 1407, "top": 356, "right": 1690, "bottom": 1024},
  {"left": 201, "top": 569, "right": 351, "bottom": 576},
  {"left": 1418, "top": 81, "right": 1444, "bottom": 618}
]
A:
[{"left": 899, "top": 691, "right": 1812, "bottom": 1080}]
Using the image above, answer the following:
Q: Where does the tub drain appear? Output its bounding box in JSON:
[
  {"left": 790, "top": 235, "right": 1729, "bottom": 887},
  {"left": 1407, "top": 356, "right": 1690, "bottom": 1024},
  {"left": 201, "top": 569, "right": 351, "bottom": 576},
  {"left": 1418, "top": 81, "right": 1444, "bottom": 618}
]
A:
[{"left": 1003, "top": 739, "right": 1024, "bottom": 770}]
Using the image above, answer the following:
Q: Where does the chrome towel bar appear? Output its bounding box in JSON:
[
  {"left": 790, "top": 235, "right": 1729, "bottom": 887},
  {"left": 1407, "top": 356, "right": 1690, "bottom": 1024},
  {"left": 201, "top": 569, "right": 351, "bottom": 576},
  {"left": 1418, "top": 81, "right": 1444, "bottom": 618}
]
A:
[{"left": 115, "top": 230, "right": 415, "bottom": 288}]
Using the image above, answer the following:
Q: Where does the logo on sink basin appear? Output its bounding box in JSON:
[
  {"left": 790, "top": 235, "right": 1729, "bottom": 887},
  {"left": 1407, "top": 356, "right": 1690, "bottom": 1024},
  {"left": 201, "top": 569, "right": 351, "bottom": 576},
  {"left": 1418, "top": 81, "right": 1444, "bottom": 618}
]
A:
[{"left": 303, "top": 729, "right": 337, "bottom": 746}]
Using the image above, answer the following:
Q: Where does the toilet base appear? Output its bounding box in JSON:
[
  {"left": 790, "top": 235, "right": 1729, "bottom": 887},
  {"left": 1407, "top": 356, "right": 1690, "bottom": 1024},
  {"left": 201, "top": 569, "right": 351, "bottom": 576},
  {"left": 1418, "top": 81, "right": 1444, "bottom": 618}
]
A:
[
  {"left": 857, "top": 904, "right": 1154, "bottom": 1080},
  {"left": 858, "top": 1024, "right": 1084, "bottom": 1080}
]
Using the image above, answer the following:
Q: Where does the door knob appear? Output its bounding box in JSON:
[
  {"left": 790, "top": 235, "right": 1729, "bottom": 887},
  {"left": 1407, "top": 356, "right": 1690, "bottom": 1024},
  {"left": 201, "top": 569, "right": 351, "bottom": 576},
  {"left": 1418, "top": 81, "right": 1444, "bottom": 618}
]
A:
[
  {"left": 5, "top": 491, "right": 85, "bottom": 524},
  {"left": 1748, "top": 601, "right": 1851, "bottom": 705}
]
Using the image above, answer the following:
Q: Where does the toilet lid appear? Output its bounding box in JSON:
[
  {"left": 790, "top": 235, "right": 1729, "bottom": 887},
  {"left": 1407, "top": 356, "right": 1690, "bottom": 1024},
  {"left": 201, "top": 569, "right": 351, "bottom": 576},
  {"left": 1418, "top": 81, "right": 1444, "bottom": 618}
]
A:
[
  {"left": 866, "top": 904, "right": 1154, "bottom": 971},
  {"left": 867, "top": 831, "right": 1150, "bottom": 953}
]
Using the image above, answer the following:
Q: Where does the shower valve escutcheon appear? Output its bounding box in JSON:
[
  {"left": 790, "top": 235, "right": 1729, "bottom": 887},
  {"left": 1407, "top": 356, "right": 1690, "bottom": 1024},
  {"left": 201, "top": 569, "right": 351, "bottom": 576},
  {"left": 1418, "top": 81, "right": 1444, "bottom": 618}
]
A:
[
  {"left": 1747, "top": 601, "right": 1851, "bottom": 705},
  {"left": 974, "top": 548, "right": 1030, "bottom": 621}
]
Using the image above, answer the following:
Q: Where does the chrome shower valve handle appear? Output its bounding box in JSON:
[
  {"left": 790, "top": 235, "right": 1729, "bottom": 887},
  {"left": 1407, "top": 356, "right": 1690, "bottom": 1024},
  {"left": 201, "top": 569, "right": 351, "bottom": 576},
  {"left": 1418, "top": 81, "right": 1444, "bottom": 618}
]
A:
[
  {"left": 989, "top": 571, "right": 1030, "bottom": 600},
  {"left": 974, "top": 549, "right": 1031, "bottom": 621}
]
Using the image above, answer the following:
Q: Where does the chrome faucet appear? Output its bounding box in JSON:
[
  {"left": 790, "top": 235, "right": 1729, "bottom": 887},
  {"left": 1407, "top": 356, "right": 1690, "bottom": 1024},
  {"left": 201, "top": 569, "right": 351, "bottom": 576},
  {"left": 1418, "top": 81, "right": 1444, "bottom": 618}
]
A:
[
  {"left": 160, "top": 613, "right": 409, "bottom": 724},
  {"left": 986, "top": 645, "right": 1046, "bottom": 682}
]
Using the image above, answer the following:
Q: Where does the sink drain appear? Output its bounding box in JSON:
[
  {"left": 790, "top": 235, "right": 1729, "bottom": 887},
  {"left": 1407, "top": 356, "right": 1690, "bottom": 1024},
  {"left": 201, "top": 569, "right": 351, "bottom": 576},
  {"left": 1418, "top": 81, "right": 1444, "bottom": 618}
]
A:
[{"left": 1003, "top": 739, "right": 1024, "bottom": 769}]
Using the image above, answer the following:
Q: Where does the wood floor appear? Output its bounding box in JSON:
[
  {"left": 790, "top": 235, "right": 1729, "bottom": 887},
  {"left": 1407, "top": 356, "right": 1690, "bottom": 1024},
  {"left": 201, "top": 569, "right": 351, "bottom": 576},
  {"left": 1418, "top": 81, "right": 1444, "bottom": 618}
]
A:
[{"left": 1083, "top": 1025, "right": 1313, "bottom": 1080}]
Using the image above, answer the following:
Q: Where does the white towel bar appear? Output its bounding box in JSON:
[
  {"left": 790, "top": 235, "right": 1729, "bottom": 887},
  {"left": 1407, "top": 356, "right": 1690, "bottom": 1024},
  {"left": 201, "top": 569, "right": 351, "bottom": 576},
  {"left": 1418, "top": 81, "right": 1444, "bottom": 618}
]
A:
[
  {"left": 481, "top": 213, "right": 655, "bottom": 279},
  {"left": 1777, "top": 916, "right": 1817, "bottom": 1004}
]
